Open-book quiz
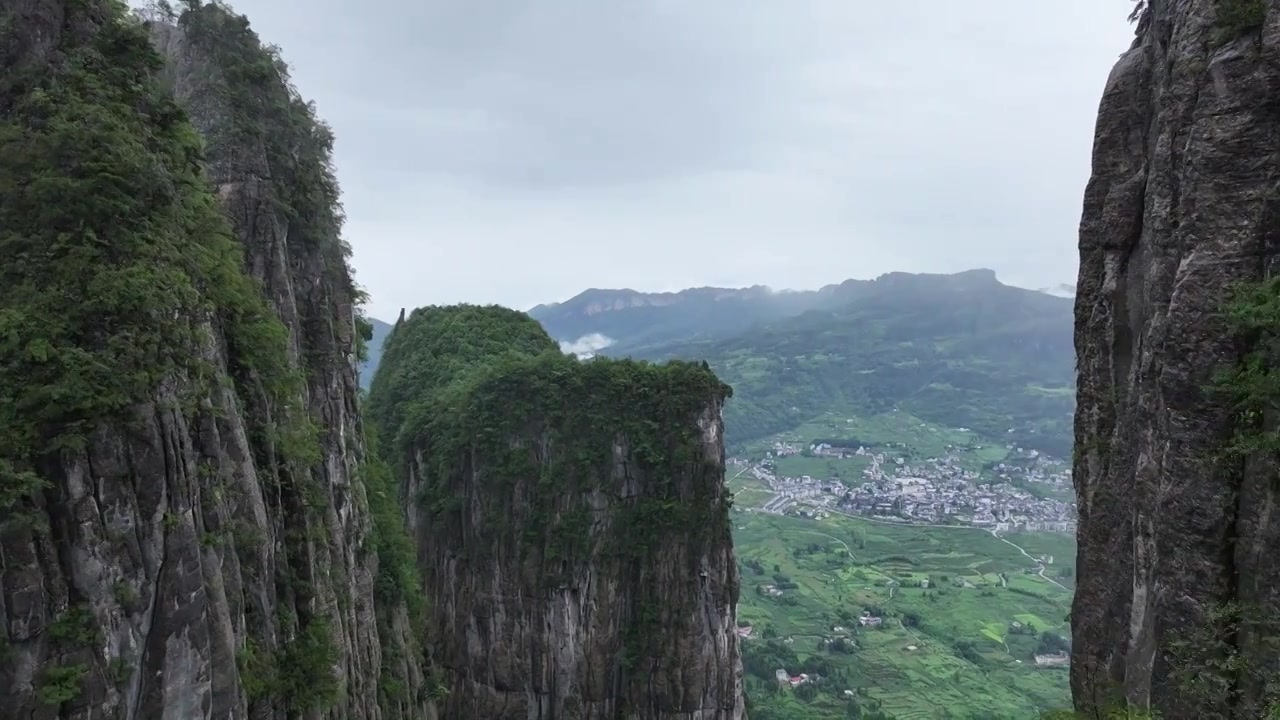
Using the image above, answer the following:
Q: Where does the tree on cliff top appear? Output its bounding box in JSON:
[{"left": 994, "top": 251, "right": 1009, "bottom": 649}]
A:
[
  {"left": 366, "top": 304, "right": 559, "bottom": 454},
  {"left": 0, "top": 0, "right": 295, "bottom": 513}
]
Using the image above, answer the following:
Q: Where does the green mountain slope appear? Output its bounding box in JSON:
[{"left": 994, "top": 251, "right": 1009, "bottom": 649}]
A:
[
  {"left": 362, "top": 271, "right": 1075, "bottom": 457},
  {"left": 358, "top": 316, "right": 394, "bottom": 390},
  {"left": 0, "top": 2, "right": 431, "bottom": 715},
  {"left": 637, "top": 270, "right": 1075, "bottom": 458},
  {"left": 364, "top": 305, "right": 746, "bottom": 717},
  {"left": 526, "top": 276, "right": 931, "bottom": 356}
]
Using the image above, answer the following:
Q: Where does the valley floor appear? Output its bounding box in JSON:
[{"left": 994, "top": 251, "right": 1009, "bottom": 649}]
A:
[{"left": 727, "top": 416, "right": 1076, "bottom": 720}]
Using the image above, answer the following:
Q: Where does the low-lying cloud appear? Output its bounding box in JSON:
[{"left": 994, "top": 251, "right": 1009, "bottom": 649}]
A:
[{"left": 560, "top": 333, "right": 615, "bottom": 358}]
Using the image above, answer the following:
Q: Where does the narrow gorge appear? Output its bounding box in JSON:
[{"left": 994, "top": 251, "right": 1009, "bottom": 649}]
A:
[
  {"left": 0, "top": 2, "right": 745, "bottom": 719},
  {"left": 1073, "top": 1, "right": 1279, "bottom": 718}
]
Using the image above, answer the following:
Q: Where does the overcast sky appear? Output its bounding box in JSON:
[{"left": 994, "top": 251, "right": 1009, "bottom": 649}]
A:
[{"left": 220, "top": 0, "right": 1135, "bottom": 320}]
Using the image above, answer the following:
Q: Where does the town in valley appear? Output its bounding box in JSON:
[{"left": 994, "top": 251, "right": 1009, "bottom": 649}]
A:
[{"left": 729, "top": 437, "right": 1076, "bottom": 535}]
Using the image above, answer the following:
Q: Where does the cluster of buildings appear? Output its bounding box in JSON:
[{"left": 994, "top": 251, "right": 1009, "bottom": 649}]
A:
[
  {"left": 840, "top": 474, "right": 1075, "bottom": 533},
  {"left": 732, "top": 441, "right": 1076, "bottom": 534},
  {"left": 736, "top": 437, "right": 1078, "bottom": 679}
]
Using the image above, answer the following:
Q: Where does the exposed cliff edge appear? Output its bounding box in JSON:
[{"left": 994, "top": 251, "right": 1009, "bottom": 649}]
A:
[
  {"left": 368, "top": 305, "right": 747, "bottom": 719},
  {"left": 0, "top": 2, "right": 429, "bottom": 718},
  {"left": 1073, "top": 1, "right": 1279, "bottom": 718}
]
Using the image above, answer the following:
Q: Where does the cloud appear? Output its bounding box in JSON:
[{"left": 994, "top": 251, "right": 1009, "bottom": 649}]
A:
[
  {"left": 215, "top": 0, "right": 1137, "bottom": 318},
  {"left": 559, "top": 333, "right": 615, "bottom": 358}
]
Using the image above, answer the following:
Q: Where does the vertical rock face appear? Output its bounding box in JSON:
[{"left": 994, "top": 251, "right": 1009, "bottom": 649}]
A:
[
  {"left": 0, "top": 2, "right": 428, "bottom": 719},
  {"left": 369, "top": 306, "right": 746, "bottom": 720},
  {"left": 1073, "top": 2, "right": 1280, "bottom": 718}
]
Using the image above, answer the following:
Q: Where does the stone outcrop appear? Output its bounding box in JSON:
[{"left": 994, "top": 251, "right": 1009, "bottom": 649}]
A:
[
  {"left": 0, "top": 2, "right": 429, "bottom": 718},
  {"left": 1072, "top": 2, "right": 1280, "bottom": 717},
  {"left": 370, "top": 306, "right": 746, "bottom": 720}
]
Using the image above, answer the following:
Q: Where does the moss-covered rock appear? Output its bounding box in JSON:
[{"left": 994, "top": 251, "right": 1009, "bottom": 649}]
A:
[
  {"left": 0, "top": 2, "right": 432, "bottom": 718},
  {"left": 369, "top": 304, "right": 746, "bottom": 719}
]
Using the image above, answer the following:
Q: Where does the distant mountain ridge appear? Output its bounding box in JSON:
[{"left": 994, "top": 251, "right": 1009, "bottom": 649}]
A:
[
  {"left": 530, "top": 269, "right": 1014, "bottom": 356},
  {"left": 358, "top": 270, "right": 1075, "bottom": 457},
  {"left": 629, "top": 269, "right": 1075, "bottom": 457},
  {"left": 529, "top": 284, "right": 813, "bottom": 355},
  {"left": 358, "top": 317, "right": 394, "bottom": 390},
  {"left": 530, "top": 284, "right": 776, "bottom": 316}
]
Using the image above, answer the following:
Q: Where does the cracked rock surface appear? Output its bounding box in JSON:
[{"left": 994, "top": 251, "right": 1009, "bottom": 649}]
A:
[{"left": 1073, "top": 2, "right": 1280, "bottom": 717}]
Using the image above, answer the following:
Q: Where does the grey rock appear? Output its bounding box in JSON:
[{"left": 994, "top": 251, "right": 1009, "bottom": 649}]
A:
[
  {"left": 406, "top": 392, "right": 746, "bottom": 720},
  {"left": 0, "top": 3, "right": 432, "bottom": 719},
  {"left": 1073, "top": 1, "right": 1280, "bottom": 717}
]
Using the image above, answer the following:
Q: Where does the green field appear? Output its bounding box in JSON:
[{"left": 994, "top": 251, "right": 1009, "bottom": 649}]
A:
[
  {"left": 742, "top": 411, "right": 1012, "bottom": 472},
  {"left": 772, "top": 453, "right": 875, "bottom": 483},
  {"left": 729, "top": 408, "right": 1077, "bottom": 720},
  {"left": 733, "top": 512, "right": 1074, "bottom": 719}
]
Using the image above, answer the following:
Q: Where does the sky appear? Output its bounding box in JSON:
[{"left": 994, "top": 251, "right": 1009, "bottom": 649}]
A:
[{"left": 215, "top": 0, "right": 1136, "bottom": 320}]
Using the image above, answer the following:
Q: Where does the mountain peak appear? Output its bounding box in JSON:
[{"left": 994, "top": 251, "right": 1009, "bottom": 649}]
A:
[
  {"left": 873, "top": 268, "right": 1000, "bottom": 285},
  {"left": 955, "top": 267, "right": 999, "bottom": 281},
  {"left": 519, "top": 269, "right": 1058, "bottom": 359}
]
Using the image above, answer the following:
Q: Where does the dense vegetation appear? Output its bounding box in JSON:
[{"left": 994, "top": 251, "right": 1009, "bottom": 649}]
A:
[
  {"left": 360, "top": 424, "right": 433, "bottom": 711},
  {"left": 1178, "top": 277, "right": 1280, "bottom": 718},
  {"left": 367, "top": 304, "right": 735, "bottom": 673},
  {"left": 1214, "top": 0, "right": 1265, "bottom": 43},
  {"left": 366, "top": 304, "right": 560, "bottom": 454},
  {"left": 0, "top": 0, "right": 331, "bottom": 708},
  {"left": 1215, "top": 277, "right": 1280, "bottom": 457},
  {"left": 0, "top": 0, "right": 298, "bottom": 515},
  {"left": 2, "top": 1, "right": 428, "bottom": 713},
  {"left": 644, "top": 271, "right": 1075, "bottom": 458},
  {"left": 174, "top": 0, "right": 367, "bottom": 368},
  {"left": 410, "top": 347, "right": 731, "bottom": 540},
  {"left": 175, "top": 4, "right": 437, "bottom": 712}
]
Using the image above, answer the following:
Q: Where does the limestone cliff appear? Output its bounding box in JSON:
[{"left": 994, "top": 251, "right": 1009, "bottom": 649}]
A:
[
  {"left": 0, "top": 2, "right": 429, "bottom": 718},
  {"left": 1073, "top": 1, "right": 1279, "bottom": 717},
  {"left": 369, "top": 305, "right": 747, "bottom": 720}
]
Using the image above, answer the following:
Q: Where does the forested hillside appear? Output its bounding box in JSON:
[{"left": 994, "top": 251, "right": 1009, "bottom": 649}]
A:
[
  {"left": 646, "top": 269, "right": 1075, "bottom": 457},
  {"left": 365, "top": 271, "right": 1076, "bottom": 458},
  {"left": 0, "top": 1, "right": 430, "bottom": 716},
  {"left": 365, "top": 305, "right": 746, "bottom": 718}
]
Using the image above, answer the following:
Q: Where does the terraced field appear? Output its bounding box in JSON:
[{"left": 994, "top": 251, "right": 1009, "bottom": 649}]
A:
[{"left": 733, "top": 511, "right": 1074, "bottom": 719}]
